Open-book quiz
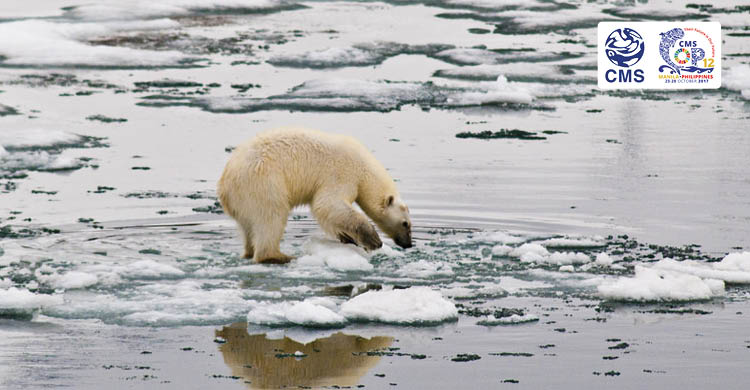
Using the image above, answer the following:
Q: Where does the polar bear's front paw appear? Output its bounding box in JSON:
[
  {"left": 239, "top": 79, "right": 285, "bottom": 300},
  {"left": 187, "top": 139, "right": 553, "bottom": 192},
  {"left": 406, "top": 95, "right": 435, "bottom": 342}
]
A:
[{"left": 355, "top": 222, "right": 383, "bottom": 251}]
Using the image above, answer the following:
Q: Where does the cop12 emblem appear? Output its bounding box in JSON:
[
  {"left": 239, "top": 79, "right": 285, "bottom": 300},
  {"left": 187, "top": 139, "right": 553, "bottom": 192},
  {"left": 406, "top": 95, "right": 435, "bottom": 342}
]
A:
[
  {"left": 658, "top": 27, "right": 716, "bottom": 85},
  {"left": 603, "top": 28, "right": 645, "bottom": 83},
  {"left": 598, "top": 22, "right": 721, "bottom": 90}
]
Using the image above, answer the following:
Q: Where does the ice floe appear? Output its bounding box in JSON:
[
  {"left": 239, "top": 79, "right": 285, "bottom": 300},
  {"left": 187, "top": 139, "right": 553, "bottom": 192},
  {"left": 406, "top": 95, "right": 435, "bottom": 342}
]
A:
[
  {"left": 268, "top": 42, "right": 452, "bottom": 68},
  {"left": 536, "top": 236, "right": 606, "bottom": 249},
  {"left": 141, "top": 76, "right": 545, "bottom": 113},
  {"left": 398, "top": 260, "right": 454, "bottom": 278},
  {"left": 39, "top": 271, "right": 99, "bottom": 290},
  {"left": 340, "top": 287, "right": 458, "bottom": 324},
  {"left": 597, "top": 266, "right": 725, "bottom": 302},
  {"left": 651, "top": 253, "right": 750, "bottom": 284},
  {"left": 477, "top": 313, "right": 539, "bottom": 326},
  {"left": 293, "top": 237, "right": 374, "bottom": 272},
  {"left": 247, "top": 298, "right": 346, "bottom": 327},
  {"left": 63, "top": 0, "right": 302, "bottom": 21},
  {"left": 246, "top": 287, "right": 457, "bottom": 327},
  {"left": 0, "top": 287, "right": 64, "bottom": 316},
  {"left": 0, "top": 19, "right": 192, "bottom": 68},
  {"left": 724, "top": 65, "right": 750, "bottom": 100}
]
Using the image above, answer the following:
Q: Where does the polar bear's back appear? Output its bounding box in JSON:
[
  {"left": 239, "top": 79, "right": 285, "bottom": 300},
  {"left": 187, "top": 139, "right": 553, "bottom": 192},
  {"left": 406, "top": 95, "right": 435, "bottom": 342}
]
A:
[{"left": 221, "top": 127, "right": 386, "bottom": 207}]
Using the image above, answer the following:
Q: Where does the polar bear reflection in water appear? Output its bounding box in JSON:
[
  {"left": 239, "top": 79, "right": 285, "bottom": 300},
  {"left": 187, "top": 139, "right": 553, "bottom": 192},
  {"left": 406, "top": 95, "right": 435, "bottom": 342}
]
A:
[
  {"left": 216, "top": 324, "right": 393, "bottom": 389},
  {"left": 218, "top": 127, "right": 413, "bottom": 264}
]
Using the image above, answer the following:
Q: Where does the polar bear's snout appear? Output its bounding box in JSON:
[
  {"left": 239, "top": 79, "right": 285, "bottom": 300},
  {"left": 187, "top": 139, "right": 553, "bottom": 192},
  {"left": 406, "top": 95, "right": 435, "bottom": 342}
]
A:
[{"left": 393, "top": 231, "right": 413, "bottom": 249}]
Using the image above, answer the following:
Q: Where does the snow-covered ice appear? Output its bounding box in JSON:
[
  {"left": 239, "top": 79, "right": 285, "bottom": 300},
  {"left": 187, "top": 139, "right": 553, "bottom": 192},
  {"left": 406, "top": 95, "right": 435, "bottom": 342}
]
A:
[
  {"left": 341, "top": 287, "right": 458, "bottom": 324},
  {"left": 597, "top": 266, "right": 725, "bottom": 302},
  {"left": 247, "top": 287, "right": 458, "bottom": 327}
]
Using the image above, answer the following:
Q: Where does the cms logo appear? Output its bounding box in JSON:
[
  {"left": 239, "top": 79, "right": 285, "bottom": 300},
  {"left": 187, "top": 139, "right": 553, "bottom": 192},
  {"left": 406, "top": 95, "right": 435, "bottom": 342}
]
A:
[{"left": 604, "top": 28, "right": 645, "bottom": 83}]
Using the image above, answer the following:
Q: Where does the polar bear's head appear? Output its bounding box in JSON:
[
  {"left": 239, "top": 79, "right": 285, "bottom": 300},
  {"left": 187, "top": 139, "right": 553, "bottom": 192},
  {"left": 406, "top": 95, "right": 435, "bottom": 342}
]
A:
[{"left": 377, "top": 195, "right": 412, "bottom": 249}]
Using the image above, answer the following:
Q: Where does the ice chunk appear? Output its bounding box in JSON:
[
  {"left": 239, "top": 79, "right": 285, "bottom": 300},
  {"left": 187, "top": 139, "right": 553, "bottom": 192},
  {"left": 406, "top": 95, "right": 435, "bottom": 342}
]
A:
[
  {"left": 477, "top": 313, "right": 539, "bottom": 326},
  {"left": 0, "top": 129, "right": 84, "bottom": 151},
  {"left": 471, "top": 230, "right": 525, "bottom": 244},
  {"left": 41, "top": 271, "right": 98, "bottom": 290},
  {"left": 398, "top": 260, "right": 454, "bottom": 278},
  {"left": 597, "top": 266, "right": 725, "bottom": 302},
  {"left": 595, "top": 252, "right": 614, "bottom": 266},
  {"left": 653, "top": 257, "right": 750, "bottom": 284},
  {"left": 491, "top": 244, "right": 513, "bottom": 256},
  {"left": 724, "top": 65, "right": 750, "bottom": 100},
  {"left": 247, "top": 298, "right": 346, "bottom": 327},
  {"left": 0, "top": 19, "right": 188, "bottom": 67},
  {"left": 340, "top": 287, "right": 457, "bottom": 324},
  {"left": 546, "top": 252, "right": 591, "bottom": 265},
  {"left": 64, "top": 0, "right": 298, "bottom": 21},
  {"left": 559, "top": 265, "right": 574, "bottom": 272},
  {"left": 716, "top": 252, "right": 750, "bottom": 272},
  {"left": 145, "top": 77, "right": 544, "bottom": 114},
  {"left": 125, "top": 260, "right": 185, "bottom": 278},
  {"left": 294, "top": 237, "right": 373, "bottom": 272},
  {"left": 0, "top": 287, "right": 64, "bottom": 310},
  {"left": 510, "top": 243, "right": 549, "bottom": 258},
  {"left": 269, "top": 47, "right": 380, "bottom": 68},
  {"left": 537, "top": 236, "right": 606, "bottom": 249}
]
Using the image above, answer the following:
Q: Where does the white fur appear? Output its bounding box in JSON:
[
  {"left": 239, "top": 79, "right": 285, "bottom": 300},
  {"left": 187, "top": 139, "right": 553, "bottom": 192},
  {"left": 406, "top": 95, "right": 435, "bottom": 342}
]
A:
[{"left": 218, "top": 127, "right": 410, "bottom": 263}]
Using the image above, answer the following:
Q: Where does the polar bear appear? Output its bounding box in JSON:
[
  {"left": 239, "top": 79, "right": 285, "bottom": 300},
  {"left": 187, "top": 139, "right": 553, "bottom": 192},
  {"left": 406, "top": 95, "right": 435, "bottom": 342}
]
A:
[{"left": 217, "top": 127, "right": 412, "bottom": 264}]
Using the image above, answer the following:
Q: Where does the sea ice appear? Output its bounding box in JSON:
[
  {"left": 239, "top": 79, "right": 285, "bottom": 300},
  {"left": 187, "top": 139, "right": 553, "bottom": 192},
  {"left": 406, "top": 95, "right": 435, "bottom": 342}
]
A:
[
  {"left": 398, "top": 260, "right": 454, "bottom": 278},
  {"left": 595, "top": 252, "right": 614, "bottom": 266},
  {"left": 0, "top": 287, "right": 64, "bottom": 310},
  {"left": 40, "top": 271, "right": 99, "bottom": 290},
  {"left": 477, "top": 313, "right": 539, "bottom": 326},
  {"left": 247, "top": 287, "right": 458, "bottom": 327},
  {"left": 597, "top": 266, "right": 725, "bottom": 302},
  {"left": 294, "top": 237, "right": 374, "bottom": 272},
  {"left": 724, "top": 65, "right": 750, "bottom": 99},
  {"left": 0, "top": 19, "right": 187, "bottom": 67},
  {"left": 470, "top": 230, "right": 525, "bottom": 244},
  {"left": 64, "top": 0, "right": 295, "bottom": 21},
  {"left": 125, "top": 260, "right": 186, "bottom": 278},
  {"left": 340, "top": 287, "right": 458, "bottom": 324},
  {"left": 0, "top": 129, "right": 84, "bottom": 150},
  {"left": 652, "top": 256, "right": 750, "bottom": 284},
  {"left": 537, "top": 236, "right": 606, "bottom": 249},
  {"left": 246, "top": 298, "right": 346, "bottom": 327}
]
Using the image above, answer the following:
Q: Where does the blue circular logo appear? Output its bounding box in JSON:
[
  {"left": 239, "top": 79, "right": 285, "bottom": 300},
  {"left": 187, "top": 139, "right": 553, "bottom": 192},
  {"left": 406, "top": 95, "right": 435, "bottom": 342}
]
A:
[{"left": 605, "top": 28, "right": 645, "bottom": 68}]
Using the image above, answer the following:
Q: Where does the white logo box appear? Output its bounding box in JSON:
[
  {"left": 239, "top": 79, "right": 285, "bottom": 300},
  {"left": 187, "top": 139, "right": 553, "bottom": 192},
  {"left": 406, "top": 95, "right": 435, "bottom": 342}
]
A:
[{"left": 598, "top": 22, "right": 721, "bottom": 89}]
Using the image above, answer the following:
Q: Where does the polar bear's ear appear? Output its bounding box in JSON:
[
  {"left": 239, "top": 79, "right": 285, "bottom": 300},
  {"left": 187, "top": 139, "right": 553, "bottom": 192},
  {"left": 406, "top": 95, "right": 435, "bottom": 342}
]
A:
[{"left": 386, "top": 195, "right": 394, "bottom": 207}]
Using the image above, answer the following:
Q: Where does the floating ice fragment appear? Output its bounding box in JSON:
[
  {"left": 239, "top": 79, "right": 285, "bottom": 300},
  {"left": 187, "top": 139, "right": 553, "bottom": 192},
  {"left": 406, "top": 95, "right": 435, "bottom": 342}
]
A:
[
  {"left": 471, "top": 230, "right": 525, "bottom": 244},
  {"left": 0, "top": 287, "right": 64, "bottom": 310},
  {"left": 0, "top": 19, "right": 189, "bottom": 67},
  {"left": 491, "top": 244, "right": 513, "bottom": 256},
  {"left": 537, "top": 236, "right": 606, "bottom": 249},
  {"left": 547, "top": 252, "right": 591, "bottom": 265},
  {"left": 510, "top": 243, "right": 549, "bottom": 258},
  {"left": 41, "top": 271, "right": 99, "bottom": 290},
  {"left": 477, "top": 313, "right": 539, "bottom": 326},
  {"left": 125, "top": 260, "right": 185, "bottom": 278},
  {"left": 294, "top": 237, "right": 373, "bottom": 272},
  {"left": 597, "top": 266, "right": 724, "bottom": 302},
  {"left": 716, "top": 252, "right": 750, "bottom": 272},
  {"left": 340, "top": 287, "right": 457, "bottom": 324},
  {"left": 398, "top": 260, "right": 454, "bottom": 278},
  {"left": 247, "top": 298, "right": 346, "bottom": 327},
  {"left": 595, "top": 252, "right": 614, "bottom": 266},
  {"left": 653, "top": 257, "right": 750, "bottom": 284},
  {"left": 724, "top": 65, "right": 750, "bottom": 100}
]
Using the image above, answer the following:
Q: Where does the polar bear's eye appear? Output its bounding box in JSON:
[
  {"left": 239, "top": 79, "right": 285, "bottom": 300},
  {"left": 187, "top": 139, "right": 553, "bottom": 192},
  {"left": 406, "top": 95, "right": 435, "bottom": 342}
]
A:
[{"left": 402, "top": 221, "right": 409, "bottom": 229}]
